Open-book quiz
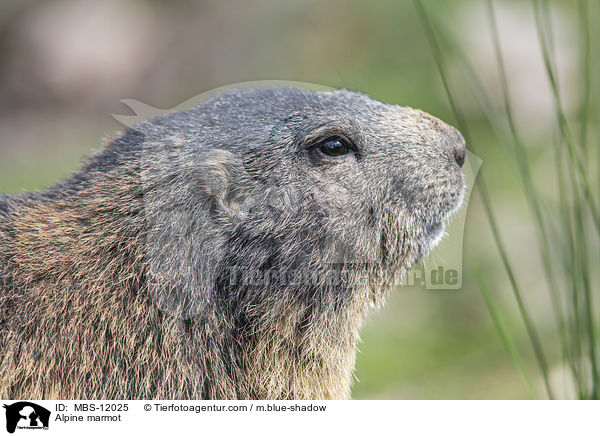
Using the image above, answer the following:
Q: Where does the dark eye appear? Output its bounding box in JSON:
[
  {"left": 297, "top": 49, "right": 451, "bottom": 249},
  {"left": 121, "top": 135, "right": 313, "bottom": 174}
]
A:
[{"left": 318, "top": 137, "right": 350, "bottom": 157}]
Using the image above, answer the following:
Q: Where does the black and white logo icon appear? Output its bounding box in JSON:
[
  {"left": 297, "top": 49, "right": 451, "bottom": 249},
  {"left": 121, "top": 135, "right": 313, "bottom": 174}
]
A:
[{"left": 3, "top": 402, "right": 50, "bottom": 434}]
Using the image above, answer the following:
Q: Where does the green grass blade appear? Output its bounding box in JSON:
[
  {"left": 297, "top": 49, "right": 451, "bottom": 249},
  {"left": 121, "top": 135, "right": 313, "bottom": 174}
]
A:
[
  {"left": 532, "top": 0, "right": 600, "bottom": 234},
  {"left": 414, "top": 0, "right": 555, "bottom": 399},
  {"left": 485, "top": 0, "right": 569, "bottom": 365},
  {"left": 477, "top": 272, "right": 538, "bottom": 399}
]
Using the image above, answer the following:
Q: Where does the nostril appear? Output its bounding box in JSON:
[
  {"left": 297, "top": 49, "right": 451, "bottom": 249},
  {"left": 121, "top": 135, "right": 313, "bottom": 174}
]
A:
[{"left": 454, "top": 147, "right": 465, "bottom": 168}]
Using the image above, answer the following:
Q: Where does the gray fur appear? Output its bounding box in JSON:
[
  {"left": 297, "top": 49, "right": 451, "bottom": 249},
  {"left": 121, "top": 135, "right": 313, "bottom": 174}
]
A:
[{"left": 0, "top": 87, "right": 465, "bottom": 399}]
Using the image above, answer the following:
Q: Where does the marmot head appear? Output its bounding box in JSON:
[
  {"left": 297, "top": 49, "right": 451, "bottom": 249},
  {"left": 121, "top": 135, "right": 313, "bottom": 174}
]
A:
[{"left": 135, "top": 87, "right": 466, "bottom": 317}]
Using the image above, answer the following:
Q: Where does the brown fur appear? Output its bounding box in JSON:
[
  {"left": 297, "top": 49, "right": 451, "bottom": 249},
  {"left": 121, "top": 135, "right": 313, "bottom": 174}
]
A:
[{"left": 0, "top": 149, "right": 367, "bottom": 399}]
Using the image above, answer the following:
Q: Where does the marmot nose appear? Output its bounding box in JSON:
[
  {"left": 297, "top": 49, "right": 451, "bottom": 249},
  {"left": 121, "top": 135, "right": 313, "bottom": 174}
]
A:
[
  {"left": 449, "top": 128, "right": 466, "bottom": 168},
  {"left": 454, "top": 145, "right": 466, "bottom": 168}
]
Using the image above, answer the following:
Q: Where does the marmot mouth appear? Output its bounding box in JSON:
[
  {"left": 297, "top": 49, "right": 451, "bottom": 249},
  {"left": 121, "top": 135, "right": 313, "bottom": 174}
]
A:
[
  {"left": 423, "top": 192, "right": 464, "bottom": 250},
  {"left": 448, "top": 185, "right": 466, "bottom": 216},
  {"left": 424, "top": 221, "right": 445, "bottom": 253},
  {"left": 425, "top": 220, "right": 443, "bottom": 236},
  {"left": 422, "top": 185, "right": 465, "bottom": 254}
]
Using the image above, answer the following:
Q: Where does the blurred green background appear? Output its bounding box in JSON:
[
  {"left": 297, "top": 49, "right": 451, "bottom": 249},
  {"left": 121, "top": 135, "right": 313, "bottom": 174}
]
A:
[{"left": 1, "top": 0, "right": 598, "bottom": 399}]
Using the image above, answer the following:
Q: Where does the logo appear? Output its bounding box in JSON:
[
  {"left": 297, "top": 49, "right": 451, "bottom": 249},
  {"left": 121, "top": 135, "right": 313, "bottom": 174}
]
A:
[{"left": 2, "top": 402, "right": 50, "bottom": 434}]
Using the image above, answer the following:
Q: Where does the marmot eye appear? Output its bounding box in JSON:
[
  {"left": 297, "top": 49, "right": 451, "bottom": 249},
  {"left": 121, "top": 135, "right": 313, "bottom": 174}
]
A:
[{"left": 318, "top": 137, "right": 350, "bottom": 157}]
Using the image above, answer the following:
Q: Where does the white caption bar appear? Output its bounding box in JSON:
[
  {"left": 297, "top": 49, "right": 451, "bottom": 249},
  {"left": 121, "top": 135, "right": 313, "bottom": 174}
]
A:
[{"left": 0, "top": 400, "right": 593, "bottom": 436}]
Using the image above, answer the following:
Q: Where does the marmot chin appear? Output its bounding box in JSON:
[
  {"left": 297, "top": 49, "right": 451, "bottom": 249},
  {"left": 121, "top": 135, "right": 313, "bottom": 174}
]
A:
[{"left": 0, "top": 87, "right": 466, "bottom": 399}]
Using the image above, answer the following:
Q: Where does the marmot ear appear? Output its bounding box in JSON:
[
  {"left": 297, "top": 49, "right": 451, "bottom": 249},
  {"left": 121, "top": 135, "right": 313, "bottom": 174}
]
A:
[{"left": 197, "top": 149, "right": 248, "bottom": 220}]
